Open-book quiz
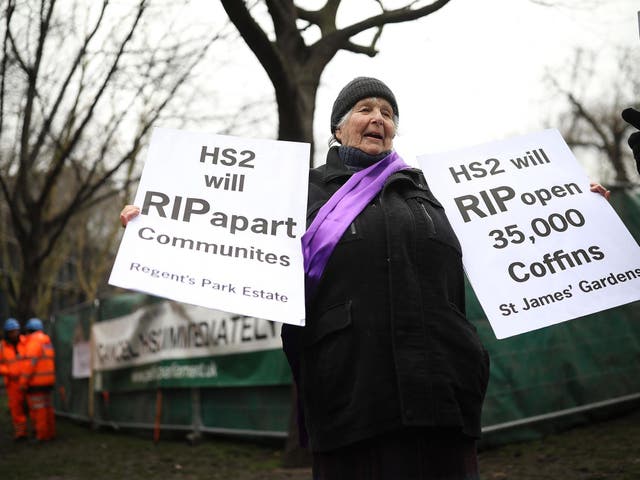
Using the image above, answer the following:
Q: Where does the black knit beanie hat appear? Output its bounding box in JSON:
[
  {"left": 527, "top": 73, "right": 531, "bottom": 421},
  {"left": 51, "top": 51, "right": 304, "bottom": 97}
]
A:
[{"left": 330, "top": 77, "right": 399, "bottom": 134}]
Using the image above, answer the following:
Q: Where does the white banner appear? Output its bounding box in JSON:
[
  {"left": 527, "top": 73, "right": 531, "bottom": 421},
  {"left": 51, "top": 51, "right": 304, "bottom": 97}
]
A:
[
  {"left": 72, "top": 341, "right": 91, "bottom": 379},
  {"left": 92, "top": 301, "right": 283, "bottom": 371},
  {"left": 418, "top": 129, "right": 640, "bottom": 339},
  {"left": 109, "top": 128, "right": 309, "bottom": 325}
]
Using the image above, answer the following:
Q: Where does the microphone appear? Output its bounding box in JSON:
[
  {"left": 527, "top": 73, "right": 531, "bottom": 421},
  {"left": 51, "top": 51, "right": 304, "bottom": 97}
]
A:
[
  {"left": 621, "top": 108, "right": 640, "bottom": 174},
  {"left": 621, "top": 107, "right": 640, "bottom": 130}
]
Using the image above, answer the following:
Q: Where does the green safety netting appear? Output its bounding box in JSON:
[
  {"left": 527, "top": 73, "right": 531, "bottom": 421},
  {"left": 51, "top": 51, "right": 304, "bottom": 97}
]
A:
[{"left": 51, "top": 189, "right": 640, "bottom": 446}]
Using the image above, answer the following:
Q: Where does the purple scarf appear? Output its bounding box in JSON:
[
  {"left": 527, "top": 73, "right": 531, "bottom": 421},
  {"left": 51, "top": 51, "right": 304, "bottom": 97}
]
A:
[{"left": 302, "top": 150, "right": 410, "bottom": 298}]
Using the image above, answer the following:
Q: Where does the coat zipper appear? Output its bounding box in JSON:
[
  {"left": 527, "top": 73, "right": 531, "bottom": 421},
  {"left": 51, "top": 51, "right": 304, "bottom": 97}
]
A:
[{"left": 416, "top": 198, "right": 436, "bottom": 235}]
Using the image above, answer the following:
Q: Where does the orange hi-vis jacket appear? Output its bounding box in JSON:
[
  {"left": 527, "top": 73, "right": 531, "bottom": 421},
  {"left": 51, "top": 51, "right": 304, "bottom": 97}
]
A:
[
  {"left": 20, "top": 331, "right": 55, "bottom": 389},
  {"left": 0, "top": 336, "right": 26, "bottom": 385}
]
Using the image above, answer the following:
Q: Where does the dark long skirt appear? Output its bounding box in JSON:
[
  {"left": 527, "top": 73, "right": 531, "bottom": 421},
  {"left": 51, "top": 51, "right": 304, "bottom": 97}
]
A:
[{"left": 312, "top": 428, "right": 480, "bottom": 480}]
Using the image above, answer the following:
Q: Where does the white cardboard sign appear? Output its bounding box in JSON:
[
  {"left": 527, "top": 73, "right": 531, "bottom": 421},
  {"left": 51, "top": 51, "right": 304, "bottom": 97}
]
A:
[
  {"left": 109, "top": 127, "right": 309, "bottom": 326},
  {"left": 72, "top": 341, "right": 91, "bottom": 379},
  {"left": 418, "top": 129, "right": 640, "bottom": 339}
]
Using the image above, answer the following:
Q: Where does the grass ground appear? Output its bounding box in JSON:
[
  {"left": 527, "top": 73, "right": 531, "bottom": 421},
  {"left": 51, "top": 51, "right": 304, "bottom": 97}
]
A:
[
  {"left": 1, "top": 394, "right": 639, "bottom": 480},
  {"left": 478, "top": 408, "right": 640, "bottom": 480}
]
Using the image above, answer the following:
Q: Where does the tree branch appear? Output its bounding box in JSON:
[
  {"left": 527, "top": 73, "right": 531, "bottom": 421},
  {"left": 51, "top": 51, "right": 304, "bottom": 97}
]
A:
[
  {"left": 219, "top": 0, "right": 287, "bottom": 88},
  {"left": 323, "top": 0, "right": 450, "bottom": 45},
  {"left": 0, "top": 0, "right": 16, "bottom": 146},
  {"left": 37, "top": 0, "right": 147, "bottom": 212},
  {"left": 27, "top": 0, "right": 109, "bottom": 168},
  {"left": 566, "top": 92, "right": 609, "bottom": 145},
  {"left": 266, "top": 0, "right": 306, "bottom": 56},
  {"left": 40, "top": 30, "right": 219, "bottom": 260}
]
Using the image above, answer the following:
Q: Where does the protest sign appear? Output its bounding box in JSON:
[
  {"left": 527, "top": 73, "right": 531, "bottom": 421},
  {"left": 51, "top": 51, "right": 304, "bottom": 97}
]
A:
[
  {"left": 109, "top": 128, "right": 309, "bottom": 325},
  {"left": 418, "top": 129, "right": 640, "bottom": 339}
]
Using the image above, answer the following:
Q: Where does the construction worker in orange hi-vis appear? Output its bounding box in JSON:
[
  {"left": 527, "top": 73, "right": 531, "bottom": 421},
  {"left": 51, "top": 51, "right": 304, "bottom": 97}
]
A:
[
  {"left": 20, "top": 318, "right": 56, "bottom": 441},
  {"left": 1, "top": 318, "right": 28, "bottom": 441}
]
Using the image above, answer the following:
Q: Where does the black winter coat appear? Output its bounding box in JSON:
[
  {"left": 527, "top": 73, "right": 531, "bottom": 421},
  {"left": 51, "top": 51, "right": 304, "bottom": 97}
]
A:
[{"left": 282, "top": 147, "right": 490, "bottom": 452}]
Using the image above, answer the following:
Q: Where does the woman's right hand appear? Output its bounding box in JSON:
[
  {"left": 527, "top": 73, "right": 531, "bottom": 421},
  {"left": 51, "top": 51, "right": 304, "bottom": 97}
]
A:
[{"left": 120, "top": 205, "right": 140, "bottom": 227}]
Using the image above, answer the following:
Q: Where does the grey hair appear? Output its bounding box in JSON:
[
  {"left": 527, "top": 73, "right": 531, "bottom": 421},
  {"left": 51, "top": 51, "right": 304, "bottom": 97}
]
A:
[{"left": 328, "top": 100, "right": 399, "bottom": 147}]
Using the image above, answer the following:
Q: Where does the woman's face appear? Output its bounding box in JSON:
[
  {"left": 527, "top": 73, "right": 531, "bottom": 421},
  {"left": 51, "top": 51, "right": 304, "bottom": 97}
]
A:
[{"left": 335, "top": 97, "right": 395, "bottom": 155}]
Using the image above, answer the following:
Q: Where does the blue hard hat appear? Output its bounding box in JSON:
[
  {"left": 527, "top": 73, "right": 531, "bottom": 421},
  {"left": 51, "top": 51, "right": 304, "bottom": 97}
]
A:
[
  {"left": 3, "top": 318, "right": 20, "bottom": 332},
  {"left": 25, "top": 318, "right": 43, "bottom": 331}
]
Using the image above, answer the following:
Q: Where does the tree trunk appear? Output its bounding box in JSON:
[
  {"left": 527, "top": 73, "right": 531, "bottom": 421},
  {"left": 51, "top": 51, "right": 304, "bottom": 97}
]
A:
[
  {"left": 15, "top": 257, "right": 41, "bottom": 322},
  {"left": 274, "top": 72, "right": 320, "bottom": 161}
]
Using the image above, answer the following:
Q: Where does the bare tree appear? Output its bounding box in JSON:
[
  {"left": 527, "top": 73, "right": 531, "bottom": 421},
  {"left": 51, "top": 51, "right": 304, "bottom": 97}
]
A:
[
  {"left": 544, "top": 47, "right": 640, "bottom": 186},
  {"left": 220, "top": 0, "right": 452, "bottom": 159},
  {"left": 0, "top": 0, "right": 225, "bottom": 321}
]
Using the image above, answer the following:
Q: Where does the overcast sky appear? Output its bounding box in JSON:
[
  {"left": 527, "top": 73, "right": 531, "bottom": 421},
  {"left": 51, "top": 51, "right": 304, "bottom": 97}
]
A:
[{"left": 185, "top": 0, "right": 639, "bottom": 175}]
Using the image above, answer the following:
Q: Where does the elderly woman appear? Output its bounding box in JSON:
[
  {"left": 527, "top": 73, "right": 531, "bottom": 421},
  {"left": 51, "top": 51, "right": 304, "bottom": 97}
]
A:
[{"left": 281, "top": 77, "right": 489, "bottom": 479}]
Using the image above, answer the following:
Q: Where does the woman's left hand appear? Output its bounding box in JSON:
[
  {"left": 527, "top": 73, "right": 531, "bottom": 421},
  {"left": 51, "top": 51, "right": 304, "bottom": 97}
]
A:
[{"left": 590, "top": 182, "right": 610, "bottom": 200}]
